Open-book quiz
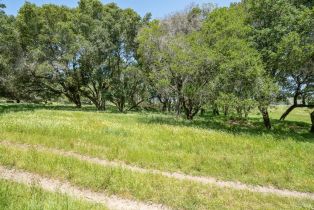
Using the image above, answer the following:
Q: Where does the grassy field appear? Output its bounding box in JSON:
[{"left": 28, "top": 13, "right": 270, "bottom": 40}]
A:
[
  {"left": 0, "top": 143, "right": 313, "bottom": 209},
  {"left": 0, "top": 104, "right": 313, "bottom": 209},
  {"left": 0, "top": 179, "right": 107, "bottom": 210}
]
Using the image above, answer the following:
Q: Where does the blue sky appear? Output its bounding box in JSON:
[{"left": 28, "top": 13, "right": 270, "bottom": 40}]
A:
[{"left": 2, "top": 0, "right": 240, "bottom": 18}]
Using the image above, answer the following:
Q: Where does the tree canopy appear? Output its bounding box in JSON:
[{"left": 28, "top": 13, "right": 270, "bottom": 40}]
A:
[{"left": 0, "top": 0, "right": 313, "bottom": 131}]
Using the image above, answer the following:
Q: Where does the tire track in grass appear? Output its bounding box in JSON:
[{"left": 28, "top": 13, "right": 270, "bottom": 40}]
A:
[
  {"left": 1, "top": 140, "right": 314, "bottom": 201},
  {"left": 0, "top": 166, "right": 169, "bottom": 210}
]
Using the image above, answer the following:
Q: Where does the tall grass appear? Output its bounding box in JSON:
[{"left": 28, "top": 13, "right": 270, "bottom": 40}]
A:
[
  {"left": 0, "top": 179, "right": 107, "bottom": 210},
  {"left": 0, "top": 105, "right": 312, "bottom": 192},
  {"left": 0, "top": 144, "right": 313, "bottom": 210}
]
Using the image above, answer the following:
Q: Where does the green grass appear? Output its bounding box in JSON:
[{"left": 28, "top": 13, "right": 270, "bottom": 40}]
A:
[
  {"left": 0, "top": 179, "right": 107, "bottom": 210},
  {"left": 0, "top": 144, "right": 313, "bottom": 210},
  {"left": 0, "top": 104, "right": 313, "bottom": 194}
]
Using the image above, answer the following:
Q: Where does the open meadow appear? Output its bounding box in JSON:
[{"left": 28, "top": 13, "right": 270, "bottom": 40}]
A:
[
  {"left": 0, "top": 103, "right": 313, "bottom": 209},
  {"left": 1, "top": 0, "right": 314, "bottom": 209}
]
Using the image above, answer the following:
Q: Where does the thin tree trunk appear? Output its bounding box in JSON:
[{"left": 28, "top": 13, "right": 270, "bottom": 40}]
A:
[
  {"left": 311, "top": 111, "right": 314, "bottom": 133},
  {"left": 74, "top": 97, "right": 82, "bottom": 108},
  {"left": 161, "top": 99, "right": 168, "bottom": 112},
  {"left": 185, "top": 108, "right": 199, "bottom": 120},
  {"left": 117, "top": 96, "right": 126, "bottom": 113},
  {"left": 200, "top": 108, "right": 205, "bottom": 117},
  {"left": 280, "top": 88, "right": 300, "bottom": 121},
  {"left": 176, "top": 97, "right": 183, "bottom": 116},
  {"left": 224, "top": 106, "right": 228, "bottom": 116},
  {"left": 280, "top": 104, "right": 314, "bottom": 121},
  {"left": 167, "top": 101, "right": 172, "bottom": 112},
  {"left": 259, "top": 106, "right": 271, "bottom": 129},
  {"left": 213, "top": 105, "right": 219, "bottom": 116},
  {"left": 280, "top": 104, "right": 297, "bottom": 121}
]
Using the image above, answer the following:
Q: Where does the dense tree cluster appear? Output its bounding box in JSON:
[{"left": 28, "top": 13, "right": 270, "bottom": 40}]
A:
[{"left": 0, "top": 0, "right": 313, "bottom": 131}]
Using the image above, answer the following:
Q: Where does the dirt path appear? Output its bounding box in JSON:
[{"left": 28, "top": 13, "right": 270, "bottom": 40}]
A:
[
  {"left": 0, "top": 166, "right": 169, "bottom": 210},
  {"left": 1, "top": 140, "right": 314, "bottom": 201}
]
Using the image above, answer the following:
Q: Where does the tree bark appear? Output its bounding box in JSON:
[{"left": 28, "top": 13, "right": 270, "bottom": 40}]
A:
[
  {"left": 259, "top": 106, "right": 271, "bottom": 129},
  {"left": 161, "top": 99, "right": 169, "bottom": 112},
  {"left": 182, "top": 99, "right": 199, "bottom": 120},
  {"left": 200, "top": 108, "right": 205, "bottom": 117},
  {"left": 88, "top": 97, "right": 105, "bottom": 111},
  {"left": 311, "top": 111, "right": 314, "bottom": 133},
  {"left": 96, "top": 102, "right": 106, "bottom": 111},
  {"left": 280, "top": 84, "right": 301, "bottom": 121},
  {"left": 213, "top": 105, "right": 220, "bottom": 116},
  {"left": 176, "top": 97, "right": 183, "bottom": 116},
  {"left": 185, "top": 108, "right": 199, "bottom": 120},
  {"left": 280, "top": 104, "right": 297, "bottom": 121},
  {"left": 224, "top": 106, "right": 228, "bottom": 116},
  {"left": 117, "top": 99, "right": 125, "bottom": 113},
  {"left": 167, "top": 101, "right": 172, "bottom": 112},
  {"left": 65, "top": 93, "right": 81, "bottom": 108},
  {"left": 280, "top": 104, "right": 314, "bottom": 121},
  {"left": 114, "top": 95, "right": 126, "bottom": 113}
]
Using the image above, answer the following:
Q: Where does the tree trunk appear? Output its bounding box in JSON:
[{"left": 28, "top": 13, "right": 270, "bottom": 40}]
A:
[
  {"left": 259, "top": 106, "right": 271, "bottom": 129},
  {"left": 236, "top": 107, "right": 242, "bottom": 118},
  {"left": 224, "top": 106, "right": 228, "bottom": 116},
  {"left": 311, "top": 111, "right": 314, "bottom": 133},
  {"left": 74, "top": 98, "right": 82, "bottom": 108},
  {"left": 65, "top": 93, "right": 81, "bottom": 108},
  {"left": 187, "top": 112, "right": 193, "bottom": 120},
  {"left": 280, "top": 104, "right": 297, "bottom": 121},
  {"left": 280, "top": 87, "right": 300, "bottom": 121},
  {"left": 280, "top": 104, "right": 314, "bottom": 121},
  {"left": 244, "top": 112, "right": 249, "bottom": 119},
  {"left": 93, "top": 99, "right": 105, "bottom": 111},
  {"left": 96, "top": 102, "right": 106, "bottom": 111},
  {"left": 176, "top": 97, "right": 183, "bottom": 116},
  {"left": 213, "top": 105, "right": 219, "bottom": 116},
  {"left": 200, "top": 108, "right": 205, "bottom": 117},
  {"left": 116, "top": 96, "right": 126, "bottom": 113},
  {"left": 117, "top": 102, "right": 125, "bottom": 113},
  {"left": 167, "top": 101, "right": 172, "bottom": 112},
  {"left": 185, "top": 108, "right": 199, "bottom": 120},
  {"left": 161, "top": 99, "right": 169, "bottom": 112},
  {"left": 183, "top": 99, "right": 199, "bottom": 121}
]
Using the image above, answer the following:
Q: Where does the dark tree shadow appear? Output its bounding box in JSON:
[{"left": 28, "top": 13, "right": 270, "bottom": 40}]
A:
[
  {"left": 1, "top": 103, "right": 312, "bottom": 143},
  {"left": 0, "top": 103, "right": 121, "bottom": 115},
  {"left": 138, "top": 113, "right": 314, "bottom": 143}
]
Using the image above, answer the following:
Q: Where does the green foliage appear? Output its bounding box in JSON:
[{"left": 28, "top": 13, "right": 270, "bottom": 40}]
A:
[
  {"left": 0, "top": 0, "right": 313, "bottom": 127},
  {"left": 202, "top": 5, "right": 277, "bottom": 122},
  {"left": 77, "top": 0, "right": 144, "bottom": 111},
  {"left": 0, "top": 4, "right": 29, "bottom": 101},
  {"left": 138, "top": 6, "right": 217, "bottom": 119},
  {"left": 245, "top": 0, "right": 314, "bottom": 106}
]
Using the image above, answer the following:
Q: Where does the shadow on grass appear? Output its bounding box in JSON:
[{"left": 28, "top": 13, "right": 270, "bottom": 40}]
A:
[
  {"left": 138, "top": 113, "right": 314, "bottom": 143},
  {"left": 1, "top": 103, "right": 313, "bottom": 143},
  {"left": 0, "top": 103, "right": 123, "bottom": 115}
]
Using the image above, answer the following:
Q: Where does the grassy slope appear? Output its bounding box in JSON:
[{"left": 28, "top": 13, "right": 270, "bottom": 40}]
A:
[
  {"left": 0, "top": 144, "right": 312, "bottom": 210},
  {"left": 0, "top": 179, "right": 107, "bottom": 210},
  {"left": 0, "top": 104, "right": 313, "bottom": 193}
]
